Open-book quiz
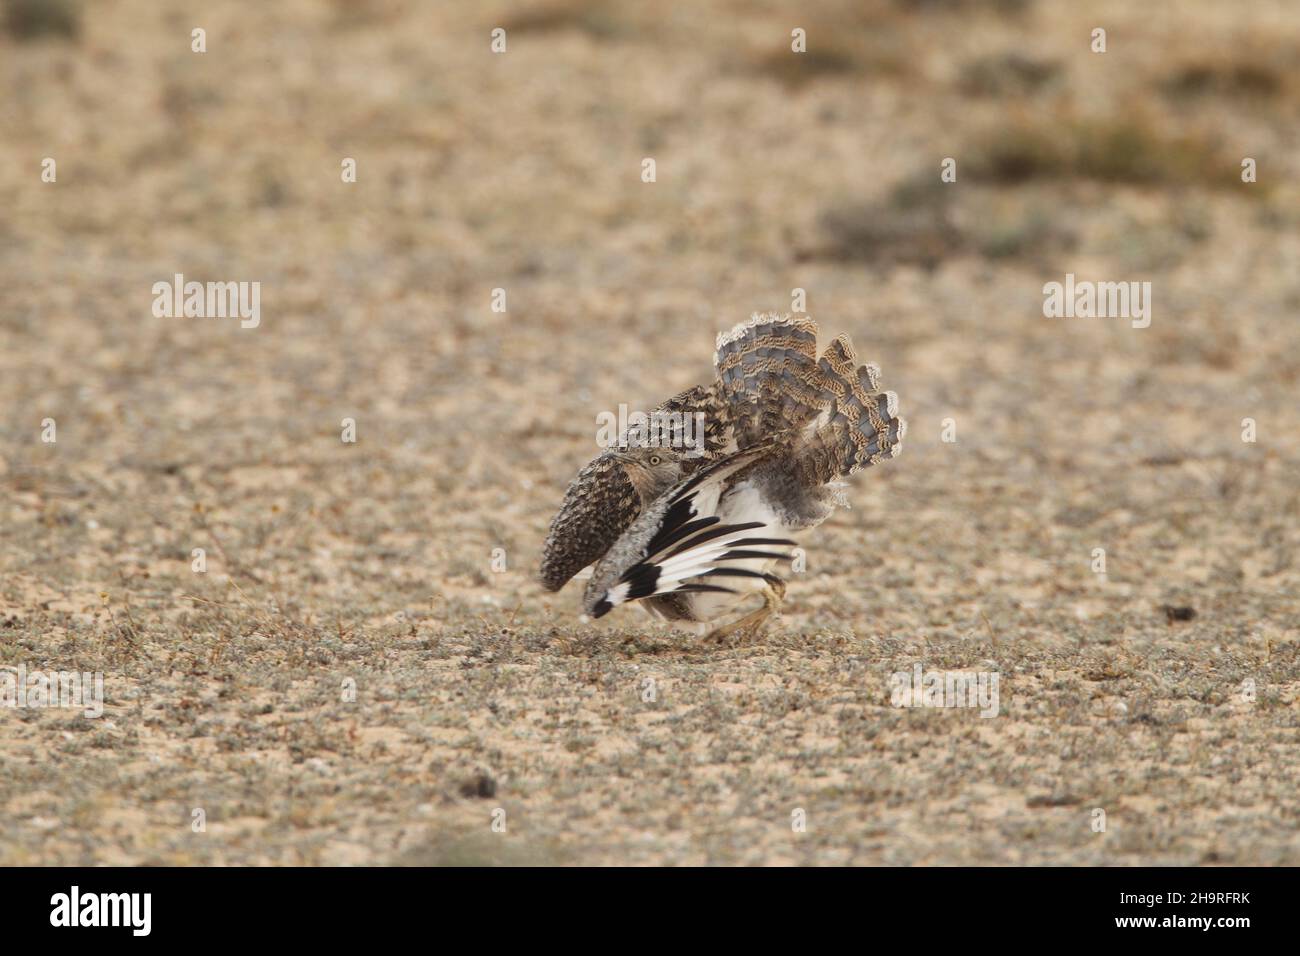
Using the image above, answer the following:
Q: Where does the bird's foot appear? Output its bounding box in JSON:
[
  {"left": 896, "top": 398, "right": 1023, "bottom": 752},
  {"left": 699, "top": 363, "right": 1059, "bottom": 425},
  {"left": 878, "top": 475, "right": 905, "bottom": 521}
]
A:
[{"left": 704, "top": 575, "right": 785, "bottom": 644}]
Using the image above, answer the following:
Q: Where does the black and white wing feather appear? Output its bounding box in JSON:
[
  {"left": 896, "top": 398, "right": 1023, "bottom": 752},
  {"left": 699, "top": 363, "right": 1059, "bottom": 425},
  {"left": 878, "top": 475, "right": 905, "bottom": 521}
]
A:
[{"left": 582, "top": 446, "right": 795, "bottom": 618}]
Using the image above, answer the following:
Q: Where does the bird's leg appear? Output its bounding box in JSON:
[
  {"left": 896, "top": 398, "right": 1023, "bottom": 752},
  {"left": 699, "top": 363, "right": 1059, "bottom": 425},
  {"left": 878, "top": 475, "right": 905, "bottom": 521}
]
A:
[{"left": 705, "top": 575, "right": 785, "bottom": 643}]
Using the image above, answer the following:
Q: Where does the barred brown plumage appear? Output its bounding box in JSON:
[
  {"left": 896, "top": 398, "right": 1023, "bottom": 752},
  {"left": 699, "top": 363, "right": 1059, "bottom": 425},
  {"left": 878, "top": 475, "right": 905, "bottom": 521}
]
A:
[{"left": 540, "top": 312, "right": 905, "bottom": 639}]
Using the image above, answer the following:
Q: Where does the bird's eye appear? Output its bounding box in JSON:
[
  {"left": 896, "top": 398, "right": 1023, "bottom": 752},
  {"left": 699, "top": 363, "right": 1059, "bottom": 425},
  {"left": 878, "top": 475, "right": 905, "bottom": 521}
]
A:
[{"left": 648, "top": 455, "right": 662, "bottom": 465}]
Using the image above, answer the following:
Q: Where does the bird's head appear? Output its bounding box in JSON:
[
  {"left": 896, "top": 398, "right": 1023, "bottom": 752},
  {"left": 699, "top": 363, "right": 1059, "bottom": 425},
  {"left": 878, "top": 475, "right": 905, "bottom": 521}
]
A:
[
  {"left": 538, "top": 446, "right": 689, "bottom": 593},
  {"left": 613, "top": 444, "right": 688, "bottom": 499}
]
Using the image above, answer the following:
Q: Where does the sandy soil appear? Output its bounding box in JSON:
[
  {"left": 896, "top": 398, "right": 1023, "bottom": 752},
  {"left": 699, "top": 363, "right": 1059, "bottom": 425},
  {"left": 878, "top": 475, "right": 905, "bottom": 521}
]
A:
[{"left": 1, "top": 0, "right": 1298, "bottom": 865}]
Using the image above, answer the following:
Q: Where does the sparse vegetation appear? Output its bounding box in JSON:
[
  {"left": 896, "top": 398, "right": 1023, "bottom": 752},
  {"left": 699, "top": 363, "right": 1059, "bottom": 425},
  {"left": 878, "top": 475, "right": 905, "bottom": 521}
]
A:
[
  {"left": 893, "top": 0, "right": 1033, "bottom": 13},
  {"left": 1162, "top": 56, "right": 1286, "bottom": 101},
  {"left": 959, "top": 52, "right": 1060, "bottom": 96},
  {"left": 964, "top": 115, "right": 1240, "bottom": 189},
  {"left": 814, "top": 191, "right": 960, "bottom": 268},
  {"left": 498, "top": 0, "right": 634, "bottom": 40},
  {"left": 813, "top": 175, "right": 1079, "bottom": 267},
  {"left": 3, "top": 0, "right": 79, "bottom": 40}
]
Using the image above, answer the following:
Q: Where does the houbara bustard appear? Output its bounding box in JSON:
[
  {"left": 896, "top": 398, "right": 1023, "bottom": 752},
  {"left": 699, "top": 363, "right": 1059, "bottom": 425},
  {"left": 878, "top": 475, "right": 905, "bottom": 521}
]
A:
[{"left": 540, "top": 313, "right": 905, "bottom": 639}]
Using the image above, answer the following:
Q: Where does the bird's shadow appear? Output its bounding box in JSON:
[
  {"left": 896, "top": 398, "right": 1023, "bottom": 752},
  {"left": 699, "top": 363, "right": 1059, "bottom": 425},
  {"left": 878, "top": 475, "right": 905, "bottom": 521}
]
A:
[{"left": 554, "top": 623, "right": 794, "bottom": 659}]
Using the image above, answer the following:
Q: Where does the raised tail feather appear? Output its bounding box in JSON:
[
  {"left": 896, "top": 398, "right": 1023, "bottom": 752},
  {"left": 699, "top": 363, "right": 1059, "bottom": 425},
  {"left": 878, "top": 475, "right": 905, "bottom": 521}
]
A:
[
  {"left": 714, "top": 312, "right": 827, "bottom": 448},
  {"left": 713, "top": 313, "right": 905, "bottom": 481},
  {"left": 800, "top": 331, "right": 905, "bottom": 481}
]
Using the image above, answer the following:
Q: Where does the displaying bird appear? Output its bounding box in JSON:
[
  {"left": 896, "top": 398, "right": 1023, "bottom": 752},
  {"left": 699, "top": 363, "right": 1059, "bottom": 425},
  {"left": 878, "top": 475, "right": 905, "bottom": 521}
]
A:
[{"left": 539, "top": 312, "right": 905, "bottom": 639}]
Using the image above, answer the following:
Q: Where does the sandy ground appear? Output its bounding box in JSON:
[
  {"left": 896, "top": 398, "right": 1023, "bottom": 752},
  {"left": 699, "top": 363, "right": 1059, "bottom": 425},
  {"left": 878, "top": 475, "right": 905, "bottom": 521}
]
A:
[{"left": 1, "top": 0, "right": 1298, "bottom": 865}]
